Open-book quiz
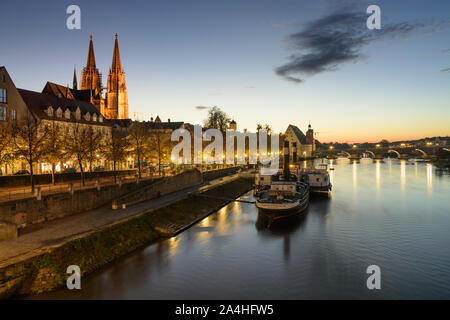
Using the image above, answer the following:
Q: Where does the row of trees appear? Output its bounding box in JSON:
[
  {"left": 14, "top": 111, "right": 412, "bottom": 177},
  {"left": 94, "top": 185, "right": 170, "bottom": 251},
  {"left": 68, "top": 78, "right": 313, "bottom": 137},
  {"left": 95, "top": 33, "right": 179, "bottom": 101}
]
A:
[{"left": 0, "top": 113, "right": 172, "bottom": 191}]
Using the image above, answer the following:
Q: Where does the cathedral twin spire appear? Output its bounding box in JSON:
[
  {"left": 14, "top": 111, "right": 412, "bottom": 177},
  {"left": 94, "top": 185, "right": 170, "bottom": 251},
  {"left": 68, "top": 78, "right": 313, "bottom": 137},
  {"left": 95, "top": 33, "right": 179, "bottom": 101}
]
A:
[{"left": 77, "top": 34, "right": 128, "bottom": 120}]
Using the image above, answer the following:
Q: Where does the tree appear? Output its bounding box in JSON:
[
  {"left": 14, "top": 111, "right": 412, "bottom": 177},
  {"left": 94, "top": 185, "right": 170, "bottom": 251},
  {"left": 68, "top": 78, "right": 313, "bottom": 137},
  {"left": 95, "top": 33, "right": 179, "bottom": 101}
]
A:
[
  {"left": 263, "top": 124, "right": 272, "bottom": 135},
  {"left": 0, "top": 122, "right": 13, "bottom": 175},
  {"left": 41, "top": 120, "right": 64, "bottom": 185},
  {"left": 128, "top": 122, "right": 149, "bottom": 179},
  {"left": 148, "top": 124, "right": 172, "bottom": 175},
  {"left": 64, "top": 123, "right": 92, "bottom": 186},
  {"left": 379, "top": 139, "right": 390, "bottom": 147},
  {"left": 101, "top": 128, "right": 128, "bottom": 183},
  {"left": 85, "top": 126, "right": 102, "bottom": 173},
  {"left": 203, "top": 106, "right": 230, "bottom": 133},
  {"left": 11, "top": 112, "right": 48, "bottom": 191}
]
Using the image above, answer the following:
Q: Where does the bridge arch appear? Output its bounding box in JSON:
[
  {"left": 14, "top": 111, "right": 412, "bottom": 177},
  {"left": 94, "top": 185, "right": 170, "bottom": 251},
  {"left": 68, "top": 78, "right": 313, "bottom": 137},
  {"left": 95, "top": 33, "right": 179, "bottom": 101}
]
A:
[
  {"left": 365, "top": 150, "right": 376, "bottom": 158},
  {"left": 387, "top": 149, "right": 401, "bottom": 157},
  {"left": 414, "top": 149, "right": 428, "bottom": 156},
  {"left": 338, "top": 151, "right": 352, "bottom": 157}
]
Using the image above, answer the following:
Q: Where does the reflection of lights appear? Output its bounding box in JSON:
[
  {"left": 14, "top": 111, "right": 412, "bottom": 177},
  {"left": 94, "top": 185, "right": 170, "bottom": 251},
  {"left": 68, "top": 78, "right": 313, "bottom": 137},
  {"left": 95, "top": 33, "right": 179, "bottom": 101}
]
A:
[
  {"left": 168, "top": 236, "right": 180, "bottom": 256},
  {"left": 329, "top": 146, "right": 334, "bottom": 150},
  {"left": 200, "top": 216, "right": 210, "bottom": 226},
  {"left": 352, "top": 161, "right": 357, "bottom": 195},
  {"left": 376, "top": 144, "right": 380, "bottom": 148},
  {"left": 353, "top": 145, "right": 357, "bottom": 148},
  {"left": 376, "top": 160, "right": 381, "bottom": 194},
  {"left": 400, "top": 160, "right": 406, "bottom": 191},
  {"left": 426, "top": 163, "right": 433, "bottom": 196}
]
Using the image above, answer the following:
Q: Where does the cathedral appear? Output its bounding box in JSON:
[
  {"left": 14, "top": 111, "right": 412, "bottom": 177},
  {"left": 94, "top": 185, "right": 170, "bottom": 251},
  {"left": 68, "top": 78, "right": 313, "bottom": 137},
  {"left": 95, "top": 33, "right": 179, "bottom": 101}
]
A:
[{"left": 73, "top": 34, "right": 129, "bottom": 120}]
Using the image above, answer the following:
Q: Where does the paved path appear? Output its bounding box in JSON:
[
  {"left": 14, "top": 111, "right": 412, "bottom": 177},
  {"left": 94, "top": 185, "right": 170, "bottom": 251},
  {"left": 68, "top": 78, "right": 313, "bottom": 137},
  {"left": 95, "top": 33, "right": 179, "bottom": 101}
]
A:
[{"left": 0, "top": 174, "right": 241, "bottom": 266}]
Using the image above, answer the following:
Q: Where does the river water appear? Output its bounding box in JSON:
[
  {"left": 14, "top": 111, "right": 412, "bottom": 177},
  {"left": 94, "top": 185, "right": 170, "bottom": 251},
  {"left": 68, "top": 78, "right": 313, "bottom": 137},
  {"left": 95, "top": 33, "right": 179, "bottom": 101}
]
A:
[{"left": 38, "top": 159, "right": 450, "bottom": 299}]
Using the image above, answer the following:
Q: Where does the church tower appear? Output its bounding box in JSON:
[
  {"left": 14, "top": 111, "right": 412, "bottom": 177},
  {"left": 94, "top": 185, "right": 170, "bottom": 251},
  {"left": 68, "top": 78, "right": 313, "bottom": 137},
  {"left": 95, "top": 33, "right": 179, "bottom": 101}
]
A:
[
  {"left": 306, "top": 122, "right": 315, "bottom": 151},
  {"left": 79, "top": 35, "right": 104, "bottom": 112},
  {"left": 105, "top": 34, "right": 129, "bottom": 119},
  {"left": 73, "top": 66, "right": 77, "bottom": 90},
  {"left": 80, "top": 35, "right": 102, "bottom": 93}
]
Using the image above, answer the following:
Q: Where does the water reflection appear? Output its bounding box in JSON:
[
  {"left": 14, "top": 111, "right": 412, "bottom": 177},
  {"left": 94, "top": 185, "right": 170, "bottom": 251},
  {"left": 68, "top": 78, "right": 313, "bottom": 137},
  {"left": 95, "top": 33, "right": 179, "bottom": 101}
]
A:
[
  {"left": 352, "top": 160, "right": 358, "bottom": 197},
  {"left": 400, "top": 160, "right": 406, "bottom": 192},
  {"left": 35, "top": 159, "right": 450, "bottom": 300},
  {"left": 376, "top": 160, "right": 381, "bottom": 195},
  {"left": 427, "top": 163, "right": 433, "bottom": 196}
]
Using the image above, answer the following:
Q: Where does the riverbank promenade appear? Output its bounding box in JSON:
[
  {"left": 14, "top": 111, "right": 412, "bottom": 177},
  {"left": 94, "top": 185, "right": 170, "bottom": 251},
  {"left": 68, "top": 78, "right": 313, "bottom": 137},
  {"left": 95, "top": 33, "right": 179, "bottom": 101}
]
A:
[{"left": 0, "top": 173, "right": 241, "bottom": 267}]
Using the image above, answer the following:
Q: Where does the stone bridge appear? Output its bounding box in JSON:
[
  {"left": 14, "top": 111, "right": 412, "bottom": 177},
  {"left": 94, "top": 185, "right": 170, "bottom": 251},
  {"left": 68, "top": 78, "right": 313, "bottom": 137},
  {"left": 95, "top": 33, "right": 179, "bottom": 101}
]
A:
[{"left": 317, "top": 146, "right": 442, "bottom": 160}]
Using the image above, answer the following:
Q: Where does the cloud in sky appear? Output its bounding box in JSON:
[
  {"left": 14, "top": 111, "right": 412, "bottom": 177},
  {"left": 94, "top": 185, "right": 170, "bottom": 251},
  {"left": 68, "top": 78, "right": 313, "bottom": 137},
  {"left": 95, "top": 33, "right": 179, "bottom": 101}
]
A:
[
  {"left": 441, "top": 68, "right": 450, "bottom": 72},
  {"left": 275, "top": 10, "right": 447, "bottom": 84},
  {"left": 195, "top": 106, "right": 209, "bottom": 110}
]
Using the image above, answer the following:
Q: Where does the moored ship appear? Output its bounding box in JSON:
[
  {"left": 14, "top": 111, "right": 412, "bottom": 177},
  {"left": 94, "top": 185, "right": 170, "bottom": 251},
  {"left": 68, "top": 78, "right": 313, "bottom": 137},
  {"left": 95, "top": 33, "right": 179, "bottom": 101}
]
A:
[
  {"left": 299, "top": 162, "right": 332, "bottom": 193},
  {"left": 255, "top": 141, "right": 309, "bottom": 226}
]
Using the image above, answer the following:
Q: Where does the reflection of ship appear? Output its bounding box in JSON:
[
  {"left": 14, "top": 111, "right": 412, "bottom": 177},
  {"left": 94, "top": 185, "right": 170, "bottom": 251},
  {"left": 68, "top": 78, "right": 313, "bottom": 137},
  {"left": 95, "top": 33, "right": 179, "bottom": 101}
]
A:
[{"left": 255, "top": 141, "right": 309, "bottom": 227}]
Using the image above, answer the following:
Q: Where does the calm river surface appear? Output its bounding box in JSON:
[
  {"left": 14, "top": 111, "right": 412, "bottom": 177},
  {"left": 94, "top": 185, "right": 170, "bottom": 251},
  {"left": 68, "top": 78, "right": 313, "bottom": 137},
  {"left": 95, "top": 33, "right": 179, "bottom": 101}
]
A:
[{"left": 38, "top": 159, "right": 450, "bottom": 299}]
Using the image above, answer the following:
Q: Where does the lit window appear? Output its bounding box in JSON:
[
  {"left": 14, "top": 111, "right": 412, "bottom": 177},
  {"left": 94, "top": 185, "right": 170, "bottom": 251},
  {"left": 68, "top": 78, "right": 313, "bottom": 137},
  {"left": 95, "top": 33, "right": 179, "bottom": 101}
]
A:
[
  {"left": 0, "top": 106, "right": 6, "bottom": 120},
  {"left": 0, "top": 88, "right": 6, "bottom": 103},
  {"left": 75, "top": 107, "right": 81, "bottom": 120},
  {"left": 93, "top": 114, "right": 97, "bottom": 122},
  {"left": 85, "top": 113, "right": 91, "bottom": 121},
  {"left": 56, "top": 108, "right": 62, "bottom": 118},
  {"left": 47, "top": 107, "right": 54, "bottom": 117},
  {"left": 99, "top": 115, "right": 103, "bottom": 123},
  {"left": 65, "top": 109, "right": 70, "bottom": 119}
]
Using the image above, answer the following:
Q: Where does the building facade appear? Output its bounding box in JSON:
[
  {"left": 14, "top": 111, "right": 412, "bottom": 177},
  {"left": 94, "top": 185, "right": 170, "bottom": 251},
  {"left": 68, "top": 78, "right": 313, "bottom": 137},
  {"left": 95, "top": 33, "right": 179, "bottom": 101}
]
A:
[{"left": 284, "top": 124, "right": 315, "bottom": 159}]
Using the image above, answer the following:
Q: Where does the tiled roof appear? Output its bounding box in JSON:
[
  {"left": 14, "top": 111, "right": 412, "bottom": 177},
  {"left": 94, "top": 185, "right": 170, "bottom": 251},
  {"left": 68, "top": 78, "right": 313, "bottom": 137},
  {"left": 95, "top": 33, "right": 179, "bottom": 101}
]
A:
[
  {"left": 17, "top": 88, "right": 108, "bottom": 126},
  {"left": 42, "top": 82, "right": 75, "bottom": 99},
  {"left": 145, "top": 121, "right": 184, "bottom": 130},
  {"left": 287, "top": 124, "right": 307, "bottom": 144}
]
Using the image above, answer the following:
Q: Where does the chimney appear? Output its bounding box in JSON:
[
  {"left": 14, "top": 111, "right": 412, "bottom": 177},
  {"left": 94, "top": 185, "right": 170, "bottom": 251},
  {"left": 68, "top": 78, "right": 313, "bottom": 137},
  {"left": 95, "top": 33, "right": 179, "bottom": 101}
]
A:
[
  {"left": 283, "top": 140, "right": 290, "bottom": 180},
  {"left": 150, "top": 117, "right": 153, "bottom": 122},
  {"left": 168, "top": 118, "right": 170, "bottom": 123},
  {"left": 292, "top": 142, "right": 297, "bottom": 163}
]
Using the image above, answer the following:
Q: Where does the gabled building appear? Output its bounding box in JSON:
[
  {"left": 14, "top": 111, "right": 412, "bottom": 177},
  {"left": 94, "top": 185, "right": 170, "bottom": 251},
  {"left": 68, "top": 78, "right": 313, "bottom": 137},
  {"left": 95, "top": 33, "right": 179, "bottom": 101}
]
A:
[
  {"left": 284, "top": 124, "right": 315, "bottom": 159},
  {"left": 0, "top": 66, "right": 31, "bottom": 123}
]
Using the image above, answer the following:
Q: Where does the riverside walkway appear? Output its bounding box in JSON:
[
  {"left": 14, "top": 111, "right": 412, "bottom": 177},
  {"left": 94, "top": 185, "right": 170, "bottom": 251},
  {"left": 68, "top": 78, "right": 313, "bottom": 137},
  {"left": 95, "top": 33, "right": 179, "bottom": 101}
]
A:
[{"left": 0, "top": 173, "right": 241, "bottom": 267}]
